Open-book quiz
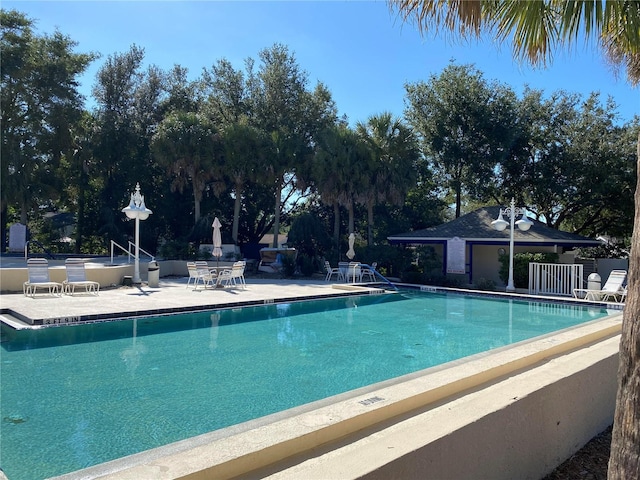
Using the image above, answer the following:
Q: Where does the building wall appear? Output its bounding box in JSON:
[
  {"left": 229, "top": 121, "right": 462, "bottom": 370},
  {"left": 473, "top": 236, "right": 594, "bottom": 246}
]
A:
[{"left": 471, "top": 244, "right": 561, "bottom": 288}]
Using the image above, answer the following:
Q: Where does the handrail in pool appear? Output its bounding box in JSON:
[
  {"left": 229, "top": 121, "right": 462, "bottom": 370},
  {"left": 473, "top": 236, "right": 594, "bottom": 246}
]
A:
[{"left": 360, "top": 263, "right": 397, "bottom": 290}]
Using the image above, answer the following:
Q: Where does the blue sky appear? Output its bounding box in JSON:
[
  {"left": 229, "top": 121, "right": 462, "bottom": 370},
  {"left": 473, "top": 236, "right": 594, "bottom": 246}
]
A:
[{"left": 6, "top": 0, "right": 639, "bottom": 125}]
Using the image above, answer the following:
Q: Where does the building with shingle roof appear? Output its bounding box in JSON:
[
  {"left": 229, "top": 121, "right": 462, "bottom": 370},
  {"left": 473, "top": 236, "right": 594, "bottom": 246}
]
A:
[{"left": 388, "top": 206, "right": 602, "bottom": 288}]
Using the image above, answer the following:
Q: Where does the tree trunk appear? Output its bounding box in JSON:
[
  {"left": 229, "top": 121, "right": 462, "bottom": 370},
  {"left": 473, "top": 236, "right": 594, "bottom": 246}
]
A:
[
  {"left": 608, "top": 131, "right": 640, "bottom": 479},
  {"left": 75, "top": 184, "right": 85, "bottom": 254},
  {"left": 192, "top": 178, "right": 201, "bottom": 223},
  {"left": 333, "top": 201, "right": 340, "bottom": 252},
  {"left": 348, "top": 200, "right": 355, "bottom": 235},
  {"left": 20, "top": 202, "right": 27, "bottom": 225},
  {"left": 273, "top": 181, "right": 282, "bottom": 248},
  {"left": 0, "top": 203, "right": 7, "bottom": 253},
  {"left": 194, "top": 197, "right": 201, "bottom": 223},
  {"left": 367, "top": 199, "right": 374, "bottom": 246},
  {"left": 232, "top": 182, "right": 243, "bottom": 245}
]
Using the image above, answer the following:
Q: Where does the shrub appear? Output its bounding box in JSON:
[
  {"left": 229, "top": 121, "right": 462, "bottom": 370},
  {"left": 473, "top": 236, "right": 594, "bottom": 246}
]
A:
[
  {"left": 280, "top": 254, "right": 296, "bottom": 278},
  {"left": 474, "top": 277, "right": 496, "bottom": 291},
  {"left": 499, "top": 252, "right": 559, "bottom": 288},
  {"left": 298, "top": 254, "right": 315, "bottom": 277},
  {"left": 287, "top": 213, "right": 332, "bottom": 262},
  {"left": 158, "top": 240, "right": 198, "bottom": 260}
]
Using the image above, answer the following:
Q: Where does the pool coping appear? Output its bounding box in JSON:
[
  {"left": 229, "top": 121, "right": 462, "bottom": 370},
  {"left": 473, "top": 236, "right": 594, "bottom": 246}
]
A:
[{"left": 0, "top": 282, "right": 623, "bottom": 328}]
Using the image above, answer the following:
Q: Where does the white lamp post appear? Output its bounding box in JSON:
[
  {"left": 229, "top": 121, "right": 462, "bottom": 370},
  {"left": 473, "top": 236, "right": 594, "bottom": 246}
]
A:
[
  {"left": 491, "top": 198, "right": 533, "bottom": 292},
  {"left": 122, "top": 183, "right": 152, "bottom": 284}
]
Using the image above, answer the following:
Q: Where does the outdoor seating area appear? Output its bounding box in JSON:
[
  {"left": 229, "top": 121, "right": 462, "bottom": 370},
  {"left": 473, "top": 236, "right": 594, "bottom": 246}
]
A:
[
  {"left": 324, "top": 261, "right": 378, "bottom": 283},
  {"left": 186, "top": 260, "right": 246, "bottom": 290}
]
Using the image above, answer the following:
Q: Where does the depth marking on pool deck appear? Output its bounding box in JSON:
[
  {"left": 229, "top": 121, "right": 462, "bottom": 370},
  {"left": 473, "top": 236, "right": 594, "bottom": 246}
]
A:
[{"left": 359, "top": 396, "right": 385, "bottom": 406}]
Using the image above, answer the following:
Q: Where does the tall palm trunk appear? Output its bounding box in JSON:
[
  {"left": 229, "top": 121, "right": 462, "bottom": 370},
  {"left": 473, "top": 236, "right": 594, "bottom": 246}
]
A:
[
  {"left": 75, "top": 184, "right": 85, "bottom": 254},
  {"left": 347, "top": 200, "right": 355, "bottom": 235},
  {"left": 232, "top": 181, "right": 243, "bottom": 245},
  {"left": 272, "top": 178, "right": 282, "bottom": 248},
  {"left": 367, "top": 199, "right": 374, "bottom": 246},
  {"left": 191, "top": 176, "right": 202, "bottom": 223},
  {"left": 333, "top": 201, "right": 341, "bottom": 252}
]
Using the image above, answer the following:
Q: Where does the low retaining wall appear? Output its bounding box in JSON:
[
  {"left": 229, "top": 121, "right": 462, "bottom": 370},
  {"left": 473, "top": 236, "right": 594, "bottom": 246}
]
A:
[
  {"left": 351, "top": 337, "right": 619, "bottom": 480},
  {"left": 0, "top": 260, "right": 232, "bottom": 293},
  {"left": 0, "top": 264, "right": 134, "bottom": 293}
]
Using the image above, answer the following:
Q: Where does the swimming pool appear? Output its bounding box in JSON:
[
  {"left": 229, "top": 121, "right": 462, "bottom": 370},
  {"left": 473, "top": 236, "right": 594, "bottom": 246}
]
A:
[{"left": 0, "top": 290, "right": 612, "bottom": 479}]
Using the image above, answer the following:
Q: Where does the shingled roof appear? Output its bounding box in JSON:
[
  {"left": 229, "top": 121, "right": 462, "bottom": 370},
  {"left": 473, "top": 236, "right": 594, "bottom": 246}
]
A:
[{"left": 388, "top": 206, "right": 601, "bottom": 247}]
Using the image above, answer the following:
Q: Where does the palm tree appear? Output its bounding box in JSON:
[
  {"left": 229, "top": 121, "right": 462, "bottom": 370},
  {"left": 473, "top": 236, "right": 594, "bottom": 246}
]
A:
[
  {"left": 221, "top": 122, "right": 272, "bottom": 244},
  {"left": 356, "top": 113, "right": 419, "bottom": 245},
  {"left": 389, "top": 1, "right": 640, "bottom": 478},
  {"left": 314, "top": 124, "right": 370, "bottom": 249},
  {"left": 151, "top": 111, "right": 222, "bottom": 224}
]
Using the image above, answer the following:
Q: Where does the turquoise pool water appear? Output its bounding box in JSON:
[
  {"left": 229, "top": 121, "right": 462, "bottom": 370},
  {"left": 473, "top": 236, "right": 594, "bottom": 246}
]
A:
[{"left": 0, "top": 291, "right": 611, "bottom": 479}]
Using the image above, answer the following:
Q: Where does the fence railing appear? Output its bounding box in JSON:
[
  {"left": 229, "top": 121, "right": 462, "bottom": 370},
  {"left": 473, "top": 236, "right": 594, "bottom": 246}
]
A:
[
  {"left": 110, "top": 240, "right": 154, "bottom": 265},
  {"left": 528, "top": 263, "right": 583, "bottom": 297}
]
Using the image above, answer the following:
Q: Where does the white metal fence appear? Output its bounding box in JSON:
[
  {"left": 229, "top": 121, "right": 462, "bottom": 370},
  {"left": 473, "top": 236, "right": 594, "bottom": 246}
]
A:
[{"left": 528, "top": 263, "right": 583, "bottom": 297}]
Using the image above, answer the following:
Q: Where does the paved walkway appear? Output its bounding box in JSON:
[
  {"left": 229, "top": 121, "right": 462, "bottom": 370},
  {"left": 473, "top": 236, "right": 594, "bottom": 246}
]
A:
[{"left": 0, "top": 276, "right": 380, "bottom": 327}]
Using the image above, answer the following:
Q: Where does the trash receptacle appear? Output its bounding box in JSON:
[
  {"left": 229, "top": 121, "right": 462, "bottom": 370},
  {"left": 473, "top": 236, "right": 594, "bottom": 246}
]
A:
[
  {"left": 587, "top": 273, "right": 601, "bottom": 291},
  {"left": 148, "top": 261, "right": 159, "bottom": 288}
]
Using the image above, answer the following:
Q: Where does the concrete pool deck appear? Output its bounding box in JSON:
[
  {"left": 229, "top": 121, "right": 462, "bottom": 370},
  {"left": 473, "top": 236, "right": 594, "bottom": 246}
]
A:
[
  {"left": 0, "top": 275, "right": 382, "bottom": 326},
  {"left": 0, "top": 273, "right": 624, "bottom": 480}
]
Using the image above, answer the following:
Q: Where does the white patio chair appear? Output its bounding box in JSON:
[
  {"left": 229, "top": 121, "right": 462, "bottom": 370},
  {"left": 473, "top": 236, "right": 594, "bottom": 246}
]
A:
[
  {"left": 63, "top": 258, "right": 100, "bottom": 295},
  {"left": 230, "top": 260, "right": 246, "bottom": 288},
  {"left": 217, "top": 261, "right": 246, "bottom": 289},
  {"left": 196, "top": 261, "right": 218, "bottom": 289},
  {"left": 325, "top": 261, "right": 344, "bottom": 282},
  {"left": 186, "top": 262, "right": 199, "bottom": 288},
  {"left": 23, "top": 258, "right": 63, "bottom": 297},
  {"left": 360, "top": 262, "right": 377, "bottom": 282},
  {"left": 187, "top": 262, "right": 215, "bottom": 290}
]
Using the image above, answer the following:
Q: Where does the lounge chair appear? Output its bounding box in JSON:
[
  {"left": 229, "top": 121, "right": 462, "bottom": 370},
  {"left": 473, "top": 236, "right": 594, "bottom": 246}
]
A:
[
  {"left": 324, "top": 261, "right": 344, "bottom": 282},
  {"left": 63, "top": 258, "right": 100, "bottom": 295},
  {"left": 23, "top": 258, "right": 63, "bottom": 297},
  {"left": 573, "top": 270, "right": 627, "bottom": 302}
]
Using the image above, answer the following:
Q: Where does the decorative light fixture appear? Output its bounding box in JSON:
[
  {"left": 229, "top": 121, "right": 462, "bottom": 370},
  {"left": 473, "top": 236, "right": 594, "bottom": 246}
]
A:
[
  {"left": 491, "top": 198, "right": 533, "bottom": 292},
  {"left": 122, "top": 183, "right": 152, "bottom": 284}
]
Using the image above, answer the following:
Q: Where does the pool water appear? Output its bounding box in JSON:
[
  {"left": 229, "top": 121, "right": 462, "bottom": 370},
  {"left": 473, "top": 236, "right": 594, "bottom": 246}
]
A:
[{"left": 0, "top": 291, "right": 610, "bottom": 479}]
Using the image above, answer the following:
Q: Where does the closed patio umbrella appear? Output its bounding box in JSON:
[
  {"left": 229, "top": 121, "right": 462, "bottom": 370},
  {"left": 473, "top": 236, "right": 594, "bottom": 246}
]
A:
[
  {"left": 346, "top": 233, "right": 355, "bottom": 260},
  {"left": 212, "top": 217, "right": 223, "bottom": 268}
]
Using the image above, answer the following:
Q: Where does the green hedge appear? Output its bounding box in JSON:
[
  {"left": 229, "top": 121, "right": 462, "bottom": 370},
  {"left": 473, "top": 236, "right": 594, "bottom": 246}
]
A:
[{"left": 498, "top": 252, "right": 559, "bottom": 288}]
